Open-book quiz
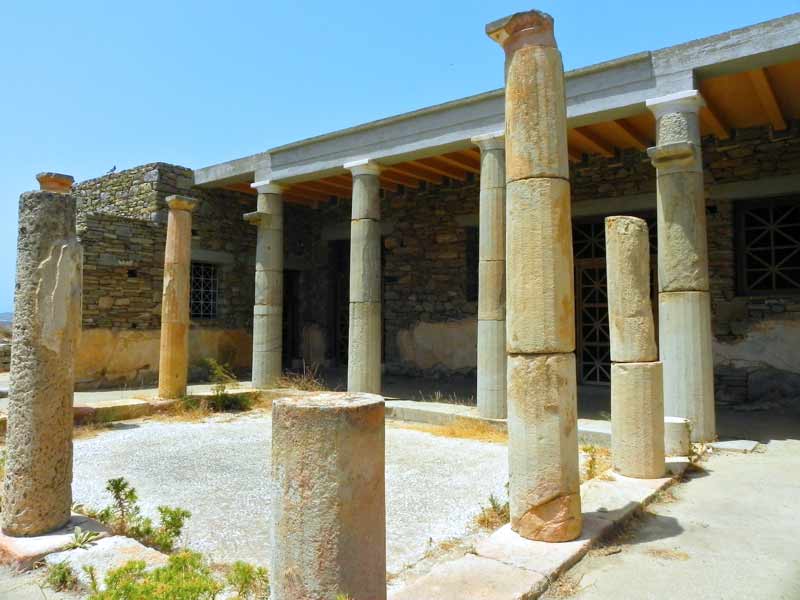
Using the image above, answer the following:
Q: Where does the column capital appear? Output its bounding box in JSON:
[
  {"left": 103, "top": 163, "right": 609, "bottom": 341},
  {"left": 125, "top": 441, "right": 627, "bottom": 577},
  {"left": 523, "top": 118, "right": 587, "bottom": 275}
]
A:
[
  {"left": 486, "top": 10, "right": 556, "bottom": 53},
  {"left": 251, "top": 180, "right": 284, "bottom": 194},
  {"left": 243, "top": 211, "right": 272, "bottom": 226},
  {"left": 471, "top": 131, "right": 505, "bottom": 152},
  {"left": 36, "top": 172, "right": 74, "bottom": 193},
  {"left": 646, "top": 90, "right": 705, "bottom": 119},
  {"left": 166, "top": 195, "right": 198, "bottom": 212},
  {"left": 344, "top": 159, "right": 382, "bottom": 177}
]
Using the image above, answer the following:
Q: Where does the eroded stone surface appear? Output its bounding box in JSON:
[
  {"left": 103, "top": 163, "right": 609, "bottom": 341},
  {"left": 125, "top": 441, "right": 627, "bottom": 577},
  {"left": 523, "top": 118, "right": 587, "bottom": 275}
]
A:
[{"left": 0, "top": 516, "right": 109, "bottom": 570}]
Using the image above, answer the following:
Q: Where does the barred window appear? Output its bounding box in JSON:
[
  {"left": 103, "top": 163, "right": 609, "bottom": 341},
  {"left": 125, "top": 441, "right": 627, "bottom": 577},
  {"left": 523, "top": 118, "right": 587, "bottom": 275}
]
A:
[
  {"left": 736, "top": 197, "right": 800, "bottom": 295},
  {"left": 190, "top": 262, "right": 219, "bottom": 319},
  {"left": 465, "top": 227, "right": 479, "bottom": 301}
]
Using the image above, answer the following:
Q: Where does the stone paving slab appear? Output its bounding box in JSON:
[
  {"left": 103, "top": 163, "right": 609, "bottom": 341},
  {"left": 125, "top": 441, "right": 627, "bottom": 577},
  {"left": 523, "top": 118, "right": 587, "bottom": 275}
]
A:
[
  {"left": 710, "top": 439, "right": 760, "bottom": 453},
  {"left": 45, "top": 536, "right": 168, "bottom": 591},
  {"left": 0, "top": 516, "right": 110, "bottom": 571},
  {"left": 389, "top": 554, "right": 548, "bottom": 600}
]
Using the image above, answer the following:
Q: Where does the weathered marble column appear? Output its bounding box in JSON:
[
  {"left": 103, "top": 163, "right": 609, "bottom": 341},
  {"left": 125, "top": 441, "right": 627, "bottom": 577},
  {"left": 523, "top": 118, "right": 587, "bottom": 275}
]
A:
[
  {"left": 2, "top": 173, "right": 82, "bottom": 536},
  {"left": 472, "top": 132, "right": 507, "bottom": 419},
  {"left": 606, "top": 216, "right": 665, "bottom": 478},
  {"left": 271, "top": 393, "right": 386, "bottom": 600},
  {"left": 245, "top": 182, "right": 284, "bottom": 388},
  {"left": 488, "top": 10, "right": 581, "bottom": 542},
  {"left": 646, "top": 91, "right": 715, "bottom": 442},
  {"left": 345, "top": 160, "right": 382, "bottom": 394},
  {"left": 157, "top": 195, "right": 197, "bottom": 399}
]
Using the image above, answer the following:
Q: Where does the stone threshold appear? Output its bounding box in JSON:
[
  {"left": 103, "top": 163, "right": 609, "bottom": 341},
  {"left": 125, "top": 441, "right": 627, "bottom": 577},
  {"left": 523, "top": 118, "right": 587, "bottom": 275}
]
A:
[
  {"left": 385, "top": 399, "right": 612, "bottom": 447},
  {"left": 389, "top": 458, "right": 690, "bottom": 600}
]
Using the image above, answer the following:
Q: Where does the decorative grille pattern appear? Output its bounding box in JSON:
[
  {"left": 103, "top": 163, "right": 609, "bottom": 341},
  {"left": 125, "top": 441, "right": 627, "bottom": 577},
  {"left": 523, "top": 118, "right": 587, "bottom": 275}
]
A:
[
  {"left": 190, "top": 262, "right": 219, "bottom": 320},
  {"left": 736, "top": 197, "right": 800, "bottom": 294}
]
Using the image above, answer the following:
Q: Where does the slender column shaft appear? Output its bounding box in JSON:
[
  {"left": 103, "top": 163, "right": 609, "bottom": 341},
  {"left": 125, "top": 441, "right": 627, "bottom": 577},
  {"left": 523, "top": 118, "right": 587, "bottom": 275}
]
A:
[
  {"left": 346, "top": 160, "right": 382, "bottom": 394},
  {"left": 271, "top": 393, "right": 386, "bottom": 600},
  {"left": 473, "top": 133, "right": 507, "bottom": 419},
  {"left": 488, "top": 10, "right": 581, "bottom": 542},
  {"left": 157, "top": 195, "right": 197, "bottom": 399},
  {"left": 606, "top": 216, "right": 664, "bottom": 478},
  {"left": 2, "top": 173, "right": 82, "bottom": 536},
  {"left": 647, "top": 91, "right": 715, "bottom": 442},
  {"left": 246, "top": 183, "right": 284, "bottom": 388}
]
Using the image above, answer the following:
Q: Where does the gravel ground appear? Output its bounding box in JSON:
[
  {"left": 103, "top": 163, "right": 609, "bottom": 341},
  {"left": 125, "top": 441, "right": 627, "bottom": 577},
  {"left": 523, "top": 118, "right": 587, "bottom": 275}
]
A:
[{"left": 72, "top": 412, "right": 508, "bottom": 574}]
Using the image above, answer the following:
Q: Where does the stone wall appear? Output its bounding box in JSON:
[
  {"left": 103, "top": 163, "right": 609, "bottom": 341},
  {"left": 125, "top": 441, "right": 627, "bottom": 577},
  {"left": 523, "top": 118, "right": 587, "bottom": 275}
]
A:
[{"left": 0, "top": 342, "right": 9, "bottom": 373}]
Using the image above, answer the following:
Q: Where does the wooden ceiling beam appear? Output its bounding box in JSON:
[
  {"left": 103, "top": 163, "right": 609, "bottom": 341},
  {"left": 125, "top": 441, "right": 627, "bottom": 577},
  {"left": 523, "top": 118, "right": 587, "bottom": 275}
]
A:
[
  {"left": 315, "top": 178, "right": 353, "bottom": 193},
  {"left": 747, "top": 68, "right": 787, "bottom": 131},
  {"left": 387, "top": 163, "right": 442, "bottom": 185},
  {"left": 298, "top": 180, "right": 347, "bottom": 197},
  {"left": 414, "top": 157, "right": 467, "bottom": 180},
  {"left": 284, "top": 185, "right": 332, "bottom": 202},
  {"left": 222, "top": 183, "right": 257, "bottom": 195},
  {"left": 568, "top": 147, "right": 583, "bottom": 163},
  {"left": 609, "top": 119, "right": 652, "bottom": 150},
  {"left": 700, "top": 105, "right": 730, "bottom": 140},
  {"left": 380, "top": 170, "right": 419, "bottom": 188},
  {"left": 437, "top": 152, "right": 481, "bottom": 173},
  {"left": 569, "top": 127, "right": 615, "bottom": 157}
]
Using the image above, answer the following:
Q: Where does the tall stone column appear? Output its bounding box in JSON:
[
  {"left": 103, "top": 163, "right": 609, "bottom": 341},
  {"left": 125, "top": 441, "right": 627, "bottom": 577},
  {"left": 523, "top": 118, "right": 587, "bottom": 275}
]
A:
[
  {"left": 606, "top": 216, "right": 665, "bottom": 479},
  {"left": 345, "top": 160, "right": 382, "bottom": 394},
  {"left": 271, "top": 393, "right": 386, "bottom": 600},
  {"left": 472, "top": 133, "right": 507, "bottom": 419},
  {"left": 487, "top": 10, "right": 581, "bottom": 542},
  {"left": 646, "top": 91, "right": 715, "bottom": 442},
  {"left": 157, "top": 195, "right": 197, "bottom": 399},
  {"left": 245, "top": 183, "right": 284, "bottom": 389},
  {"left": 2, "top": 173, "right": 82, "bottom": 536}
]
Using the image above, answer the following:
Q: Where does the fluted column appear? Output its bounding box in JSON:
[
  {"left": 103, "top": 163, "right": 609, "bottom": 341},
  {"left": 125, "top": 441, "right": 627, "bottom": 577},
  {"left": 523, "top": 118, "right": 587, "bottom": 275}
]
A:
[
  {"left": 345, "top": 160, "right": 382, "bottom": 394},
  {"left": 472, "top": 132, "right": 507, "bottom": 419},
  {"left": 245, "top": 182, "right": 284, "bottom": 389},
  {"left": 158, "top": 195, "right": 198, "bottom": 399},
  {"left": 646, "top": 90, "right": 715, "bottom": 442},
  {"left": 488, "top": 10, "right": 581, "bottom": 542}
]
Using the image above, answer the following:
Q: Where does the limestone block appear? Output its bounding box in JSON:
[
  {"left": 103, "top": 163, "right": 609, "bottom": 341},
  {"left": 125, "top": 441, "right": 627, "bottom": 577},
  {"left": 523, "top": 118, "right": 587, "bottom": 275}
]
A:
[
  {"left": 479, "top": 187, "right": 505, "bottom": 261},
  {"left": 507, "top": 353, "right": 581, "bottom": 542},
  {"left": 478, "top": 260, "right": 505, "bottom": 320},
  {"left": 479, "top": 147, "right": 506, "bottom": 190},
  {"left": 255, "top": 227, "right": 283, "bottom": 273},
  {"left": 348, "top": 302, "right": 381, "bottom": 394},
  {"left": 611, "top": 362, "right": 666, "bottom": 479},
  {"left": 351, "top": 175, "right": 381, "bottom": 220},
  {"left": 254, "top": 269, "right": 283, "bottom": 307},
  {"left": 253, "top": 312, "right": 282, "bottom": 353},
  {"left": 655, "top": 111, "right": 702, "bottom": 149},
  {"left": 252, "top": 350, "right": 281, "bottom": 388},
  {"left": 504, "top": 45, "right": 569, "bottom": 181},
  {"left": 4, "top": 190, "right": 82, "bottom": 536},
  {"left": 656, "top": 170, "right": 709, "bottom": 292},
  {"left": 477, "top": 319, "right": 506, "bottom": 419},
  {"left": 664, "top": 416, "right": 691, "bottom": 456},
  {"left": 506, "top": 178, "right": 575, "bottom": 353},
  {"left": 271, "top": 393, "right": 385, "bottom": 600},
  {"left": 349, "top": 219, "right": 381, "bottom": 303},
  {"left": 257, "top": 191, "right": 283, "bottom": 219},
  {"left": 605, "top": 216, "right": 657, "bottom": 362},
  {"left": 659, "top": 291, "right": 715, "bottom": 442}
]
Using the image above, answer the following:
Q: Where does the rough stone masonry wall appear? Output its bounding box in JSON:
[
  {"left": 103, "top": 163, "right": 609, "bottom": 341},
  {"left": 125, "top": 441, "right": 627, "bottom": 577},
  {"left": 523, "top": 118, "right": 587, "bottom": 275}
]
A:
[{"left": 0, "top": 342, "right": 9, "bottom": 372}]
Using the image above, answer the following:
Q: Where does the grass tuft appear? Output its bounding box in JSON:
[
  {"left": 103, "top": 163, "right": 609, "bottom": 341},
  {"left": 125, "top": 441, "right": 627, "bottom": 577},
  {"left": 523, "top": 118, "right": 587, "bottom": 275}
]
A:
[
  {"left": 475, "top": 493, "right": 510, "bottom": 530},
  {"left": 276, "top": 362, "right": 327, "bottom": 391},
  {"left": 398, "top": 418, "right": 507, "bottom": 444}
]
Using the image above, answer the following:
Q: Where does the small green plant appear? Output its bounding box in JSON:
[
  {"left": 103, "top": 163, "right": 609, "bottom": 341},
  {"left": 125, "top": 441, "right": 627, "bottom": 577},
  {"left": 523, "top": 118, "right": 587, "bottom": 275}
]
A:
[
  {"left": 225, "top": 560, "right": 270, "bottom": 599},
  {"left": 85, "top": 564, "right": 100, "bottom": 594},
  {"left": 475, "top": 492, "right": 510, "bottom": 530},
  {"left": 89, "top": 551, "right": 223, "bottom": 600},
  {"left": 66, "top": 526, "right": 102, "bottom": 550},
  {"left": 46, "top": 561, "right": 79, "bottom": 591}
]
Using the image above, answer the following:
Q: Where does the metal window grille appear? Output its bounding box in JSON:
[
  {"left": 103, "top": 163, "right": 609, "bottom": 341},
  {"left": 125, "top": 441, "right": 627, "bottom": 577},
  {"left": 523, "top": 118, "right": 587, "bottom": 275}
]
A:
[
  {"left": 736, "top": 196, "right": 800, "bottom": 295},
  {"left": 190, "top": 262, "right": 219, "bottom": 319}
]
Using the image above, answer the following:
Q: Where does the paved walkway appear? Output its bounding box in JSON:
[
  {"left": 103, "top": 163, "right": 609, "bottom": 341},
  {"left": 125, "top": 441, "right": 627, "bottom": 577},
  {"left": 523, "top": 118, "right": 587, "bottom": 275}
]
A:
[{"left": 542, "top": 437, "right": 800, "bottom": 600}]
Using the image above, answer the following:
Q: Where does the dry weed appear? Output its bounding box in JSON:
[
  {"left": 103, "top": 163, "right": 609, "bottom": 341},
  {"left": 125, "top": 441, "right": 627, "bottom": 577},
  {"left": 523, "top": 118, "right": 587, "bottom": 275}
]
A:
[
  {"left": 548, "top": 573, "right": 585, "bottom": 598},
  {"left": 475, "top": 493, "right": 510, "bottom": 530},
  {"left": 646, "top": 547, "right": 690, "bottom": 561},
  {"left": 580, "top": 444, "right": 612, "bottom": 482},
  {"left": 276, "top": 363, "right": 327, "bottom": 391},
  {"left": 397, "top": 418, "right": 507, "bottom": 444}
]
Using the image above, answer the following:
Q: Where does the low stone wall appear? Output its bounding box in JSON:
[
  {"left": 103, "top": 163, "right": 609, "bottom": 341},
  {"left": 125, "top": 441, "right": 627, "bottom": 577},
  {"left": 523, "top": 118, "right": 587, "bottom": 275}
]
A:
[
  {"left": 74, "top": 327, "right": 252, "bottom": 390},
  {"left": 0, "top": 342, "right": 10, "bottom": 373}
]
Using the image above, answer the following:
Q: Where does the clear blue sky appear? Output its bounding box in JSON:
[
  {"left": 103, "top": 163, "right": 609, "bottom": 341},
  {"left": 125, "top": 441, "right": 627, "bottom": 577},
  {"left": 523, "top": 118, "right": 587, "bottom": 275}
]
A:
[{"left": 1, "top": 1, "right": 798, "bottom": 313}]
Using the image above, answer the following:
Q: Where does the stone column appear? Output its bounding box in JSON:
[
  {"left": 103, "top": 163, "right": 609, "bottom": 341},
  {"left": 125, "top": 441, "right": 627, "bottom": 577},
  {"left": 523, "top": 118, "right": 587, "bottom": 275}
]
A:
[
  {"left": 2, "top": 173, "right": 82, "bottom": 536},
  {"left": 157, "top": 195, "right": 197, "bottom": 399},
  {"left": 245, "top": 182, "right": 284, "bottom": 389},
  {"left": 345, "top": 160, "right": 382, "bottom": 394},
  {"left": 472, "top": 132, "right": 507, "bottom": 419},
  {"left": 487, "top": 10, "right": 581, "bottom": 542},
  {"left": 271, "top": 393, "right": 386, "bottom": 600},
  {"left": 605, "top": 216, "right": 665, "bottom": 479},
  {"left": 646, "top": 90, "right": 715, "bottom": 442}
]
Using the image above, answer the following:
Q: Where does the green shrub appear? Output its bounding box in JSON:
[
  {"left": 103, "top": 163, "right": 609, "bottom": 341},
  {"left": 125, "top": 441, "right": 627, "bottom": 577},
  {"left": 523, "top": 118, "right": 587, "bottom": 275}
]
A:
[
  {"left": 46, "top": 561, "right": 79, "bottom": 591},
  {"left": 226, "top": 560, "right": 270, "bottom": 599}
]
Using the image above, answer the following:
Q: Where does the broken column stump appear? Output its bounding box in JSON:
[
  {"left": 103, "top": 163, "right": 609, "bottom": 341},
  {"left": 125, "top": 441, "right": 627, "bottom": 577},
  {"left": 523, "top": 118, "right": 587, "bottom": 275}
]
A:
[
  {"left": 270, "top": 392, "right": 386, "bottom": 600},
  {"left": 2, "top": 173, "right": 82, "bottom": 536},
  {"left": 487, "top": 9, "right": 581, "bottom": 543}
]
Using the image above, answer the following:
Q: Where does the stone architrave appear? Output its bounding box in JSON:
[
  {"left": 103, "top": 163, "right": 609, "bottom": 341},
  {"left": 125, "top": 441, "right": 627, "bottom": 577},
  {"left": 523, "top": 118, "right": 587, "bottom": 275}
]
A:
[
  {"left": 245, "top": 182, "right": 284, "bottom": 389},
  {"left": 487, "top": 10, "right": 581, "bottom": 542},
  {"left": 605, "top": 216, "right": 664, "bottom": 478},
  {"left": 271, "top": 392, "right": 386, "bottom": 600},
  {"left": 472, "top": 133, "right": 507, "bottom": 419},
  {"left": 647, "top": 90, "right": 715, "bottom": 442},
  {"left": 157, "top": 195, "right": 198, "bottom": 399},
  {"left": 2, "top": 173, "right": 82, "bottom": 536},
  {"left": 345, "top": 160, "right": 382, "bottom": 394}
]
